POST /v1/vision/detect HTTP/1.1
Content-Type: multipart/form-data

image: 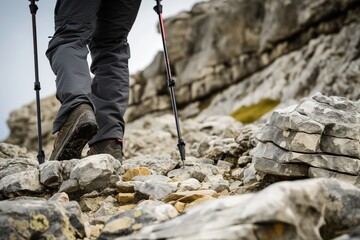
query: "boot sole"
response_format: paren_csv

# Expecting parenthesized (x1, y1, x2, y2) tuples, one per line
(50, 113, 97, 160)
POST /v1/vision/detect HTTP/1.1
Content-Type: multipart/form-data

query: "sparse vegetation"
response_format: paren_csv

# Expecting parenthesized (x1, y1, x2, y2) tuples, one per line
(231, 98, 281, 123)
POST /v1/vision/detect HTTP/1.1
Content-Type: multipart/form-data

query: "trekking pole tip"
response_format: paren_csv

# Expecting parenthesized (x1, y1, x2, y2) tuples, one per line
(177, 139, 186, 168)
(37, 150, 45, 164)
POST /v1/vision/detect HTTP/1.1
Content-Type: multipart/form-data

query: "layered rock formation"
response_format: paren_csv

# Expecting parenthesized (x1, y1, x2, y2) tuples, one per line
(253, 93, 360, 186)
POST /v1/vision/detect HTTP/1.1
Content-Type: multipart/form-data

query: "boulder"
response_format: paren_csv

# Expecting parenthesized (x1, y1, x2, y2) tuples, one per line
(0, 197, 86, 239)
(117, 179, 360, 240)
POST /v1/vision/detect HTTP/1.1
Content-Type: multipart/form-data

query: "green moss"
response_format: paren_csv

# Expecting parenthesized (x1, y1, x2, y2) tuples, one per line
(231, 98, 281, 123)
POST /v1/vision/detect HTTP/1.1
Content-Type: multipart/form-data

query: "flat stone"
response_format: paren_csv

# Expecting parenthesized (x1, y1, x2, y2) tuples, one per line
(99, 200, 178, 239)
(163, 190, 218, 203)
(308, 167, 357, 186)
(167, 164, 219, 182)
(203, 175, 230, 192)
(183, 157, 215, 166)
(256, 124, 321, 153)
(122, 167, 152, 181)
(174, 201, 186, 213)
(178, 178, 201, 191)
(132, 175, 171, 183)
(134, 180, 178, 200)
(116, 181, 138, 193)
(122, 155, 179, 175)
(253, 157, 309, 177)
(320, 135, 360, 159)
(184, 195, 216, 211)
(116, 193, 136, 205)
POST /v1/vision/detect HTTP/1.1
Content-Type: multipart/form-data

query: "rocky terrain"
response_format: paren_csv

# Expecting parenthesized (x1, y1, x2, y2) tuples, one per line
(1, 0, 360, 239)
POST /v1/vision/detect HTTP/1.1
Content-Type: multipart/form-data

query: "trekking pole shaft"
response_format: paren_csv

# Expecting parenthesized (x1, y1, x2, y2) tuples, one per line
(30, 0, 45, 164)
(154, 0, 186, 164)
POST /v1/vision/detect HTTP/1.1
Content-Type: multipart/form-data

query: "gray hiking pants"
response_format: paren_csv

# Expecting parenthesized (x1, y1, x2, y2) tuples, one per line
(46, 0, 141, 144)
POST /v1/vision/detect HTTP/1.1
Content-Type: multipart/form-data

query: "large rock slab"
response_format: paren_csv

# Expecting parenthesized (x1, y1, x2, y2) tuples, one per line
(0, 197, 86, 239)
(116, 178, 360, 240)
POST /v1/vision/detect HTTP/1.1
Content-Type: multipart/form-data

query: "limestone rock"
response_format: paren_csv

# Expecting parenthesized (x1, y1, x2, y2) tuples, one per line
(116, 181, 137, 193)
(167, 164, 219, 182)
(58, 154, 122, 195)
(203, 175, 230, 192)
(122, 167, 151, 181)
(116, 193, 136, 205)
(254, 142, 360, 175)
(254, 157, 309, 178)
(0, 198, 86, 239)
(134, 179, 177, 200)
(122, 155, 179, 176)
(253, 93, 360, 179)
(99, 200, 178, 239)
(0, 157, 38, 179)
(0, 143, 34, 159)
(308, 167, 359, 187)
(0, 168, 45, 199)
(118, 179, 360, 240)
(163, 190, 218, 203)
(178, 178, 201, 192)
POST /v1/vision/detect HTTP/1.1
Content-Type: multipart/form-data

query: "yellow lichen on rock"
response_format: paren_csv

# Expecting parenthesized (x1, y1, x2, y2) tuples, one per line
(29, 214, 49, 232)
(62, 213, 76, 240)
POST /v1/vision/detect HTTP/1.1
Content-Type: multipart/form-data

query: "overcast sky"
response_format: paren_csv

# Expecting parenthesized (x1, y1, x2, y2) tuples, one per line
(0, 0, 204, 141)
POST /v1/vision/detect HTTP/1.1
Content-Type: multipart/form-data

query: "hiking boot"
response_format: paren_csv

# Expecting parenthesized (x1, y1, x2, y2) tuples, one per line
(87, 139, 123, 161)
(50, 104, 98, 160)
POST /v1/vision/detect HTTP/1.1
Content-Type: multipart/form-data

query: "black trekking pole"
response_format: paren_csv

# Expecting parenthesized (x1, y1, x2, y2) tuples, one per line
(29, 0, 45, 164)
(154, 0, 186, 168)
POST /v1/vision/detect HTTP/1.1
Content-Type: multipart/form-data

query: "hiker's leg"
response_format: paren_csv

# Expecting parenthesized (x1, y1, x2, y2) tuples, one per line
(88, 0, 141, 144)
(46, 0, 101, 133)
